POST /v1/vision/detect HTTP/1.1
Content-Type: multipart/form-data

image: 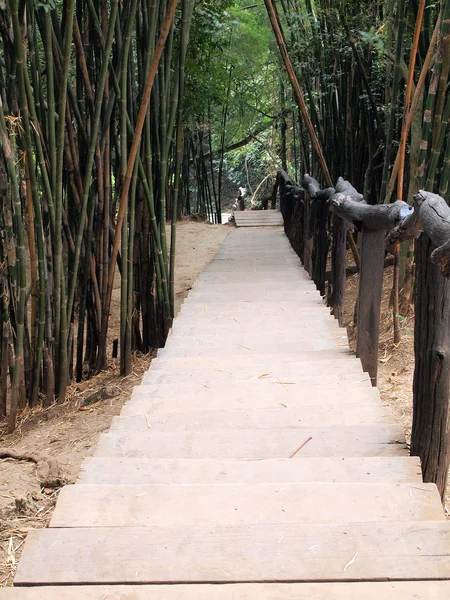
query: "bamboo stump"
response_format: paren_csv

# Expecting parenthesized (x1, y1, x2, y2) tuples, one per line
(356, 227, 385, 385)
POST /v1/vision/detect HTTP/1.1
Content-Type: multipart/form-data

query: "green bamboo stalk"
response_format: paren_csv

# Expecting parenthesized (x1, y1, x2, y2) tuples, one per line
(425, 4, 450, 190)
(119, 0, 138, 375)
(53, 0, 75, 400)
(169, 0, 194, 317)
(379, 0, 407, 203)
(1, 15, 26, 433)
(66, 0, 119, 325)
(125, 161, 139, 374)
(4, 2, 47, 409)
(425, 92, 450, 190)
(439, 114, 450, 199)
(417, 1, 450, 188)
(96, 0, 177, 372)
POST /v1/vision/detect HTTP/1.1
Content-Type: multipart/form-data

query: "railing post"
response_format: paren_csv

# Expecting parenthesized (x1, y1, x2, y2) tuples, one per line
(270, 175, 279, 210)
(311, 189, 333, 296)
(356, 226, 385, 386)
(302, 190, 312, 274)
(411, 233, 450, 501)
(328, 215, 347, 326)
(330, 191, 413, 384)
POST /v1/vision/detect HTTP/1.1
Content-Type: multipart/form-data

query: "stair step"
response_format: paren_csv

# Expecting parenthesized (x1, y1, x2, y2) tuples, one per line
(147, 356, 363, 376)
(94, 425, 407, 459)
(111, 403, 394, 431)
(50, 483, 444, 528)
(123, 384, 381, 414)
(5, 582, 450, 598)
(78, 456, 424, 485)
(140, 368, 367, 385)
(14, 522, 450, 585)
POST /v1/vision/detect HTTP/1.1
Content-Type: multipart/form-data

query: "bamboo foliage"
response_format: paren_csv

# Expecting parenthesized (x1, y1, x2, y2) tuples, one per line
(0, 0, 197, 430)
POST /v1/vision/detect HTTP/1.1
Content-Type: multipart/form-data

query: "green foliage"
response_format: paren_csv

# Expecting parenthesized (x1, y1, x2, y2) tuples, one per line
(184, 0, 282, 195)
(35, 0, 57, 12)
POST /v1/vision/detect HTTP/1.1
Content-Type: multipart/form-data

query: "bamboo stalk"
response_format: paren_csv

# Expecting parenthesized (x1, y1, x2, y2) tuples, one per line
(397, 0, 427, 200)
(66, 0, 119, 326)
(264, 0, 333, 187)
(384, 16, 440, 203)
(96, 0, 178, 372)
(53, 0, 75, 400)
(379, 0, 407, 204)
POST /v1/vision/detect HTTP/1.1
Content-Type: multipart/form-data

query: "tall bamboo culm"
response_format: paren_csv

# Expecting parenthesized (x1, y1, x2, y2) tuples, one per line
(0, 0, 196, 430)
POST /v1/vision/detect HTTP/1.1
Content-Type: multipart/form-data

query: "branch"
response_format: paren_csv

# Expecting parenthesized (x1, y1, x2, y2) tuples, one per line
(383, 50, 412, 90)
(301, 175, 335, 202)
(264, 0, 333, 187)
(314, 187, 336, 202)
(414, 190, 450, 277)
(201, 111, 288, 161)
(330, 195, 413, 232)
(0, 449, 64, 488)
(302, 174, 321, 198)
(278, 170, 303, 202)
(387, 209, 421, 244)
(335, 176, 364, 202)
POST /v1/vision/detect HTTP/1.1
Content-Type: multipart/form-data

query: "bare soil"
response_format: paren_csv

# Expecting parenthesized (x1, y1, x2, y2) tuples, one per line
(0, 219, 229, 586)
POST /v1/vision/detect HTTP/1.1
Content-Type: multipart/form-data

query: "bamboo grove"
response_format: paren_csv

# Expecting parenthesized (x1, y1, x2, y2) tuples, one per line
(0, 0, 195, 430)
(265, 0, 450, 206)
(262, 0, 450, 345)
(1, 0, 450, 432)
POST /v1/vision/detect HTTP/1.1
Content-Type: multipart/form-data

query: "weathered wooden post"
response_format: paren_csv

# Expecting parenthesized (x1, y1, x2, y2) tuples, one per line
(356, 227, 385, 384)
(389, 190, 450, 501)
(301, 175, 316, 276)
(270, 175, 279, 210)
(330, 194, 413, 385)
(328, 178, 364, 326)
(312, 187, 335, 296)
(328, 215, 348, 325)
(278, 170, 304, 255)
(301, 176, 335, 296)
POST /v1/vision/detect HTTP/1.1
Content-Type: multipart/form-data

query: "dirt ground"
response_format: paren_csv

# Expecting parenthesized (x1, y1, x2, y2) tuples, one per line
(0, 223, 445, 585)
(0, 219, 229, 586)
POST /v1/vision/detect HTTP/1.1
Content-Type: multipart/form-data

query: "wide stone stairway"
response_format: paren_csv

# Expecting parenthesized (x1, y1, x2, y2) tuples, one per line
(8, 229, 450, 597)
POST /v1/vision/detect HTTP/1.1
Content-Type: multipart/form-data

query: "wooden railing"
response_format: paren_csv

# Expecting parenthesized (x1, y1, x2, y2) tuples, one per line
(274, 170, 450, 501)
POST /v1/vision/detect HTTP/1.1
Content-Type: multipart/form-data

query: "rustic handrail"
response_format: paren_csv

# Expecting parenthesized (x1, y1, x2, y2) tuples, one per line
(276, 172, 450, 501)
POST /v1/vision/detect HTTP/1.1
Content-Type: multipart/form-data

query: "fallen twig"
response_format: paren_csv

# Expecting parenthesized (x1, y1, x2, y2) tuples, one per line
(0, 449, 64, 488)
(289, 436, 312, 458)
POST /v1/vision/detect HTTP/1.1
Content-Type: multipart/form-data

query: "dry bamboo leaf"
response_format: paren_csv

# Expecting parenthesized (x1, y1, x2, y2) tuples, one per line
(251, 372, 271, 380)
(7, 537, 15, 567)
(343, 551, 358, 572)
(379, 355, 393, 364)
